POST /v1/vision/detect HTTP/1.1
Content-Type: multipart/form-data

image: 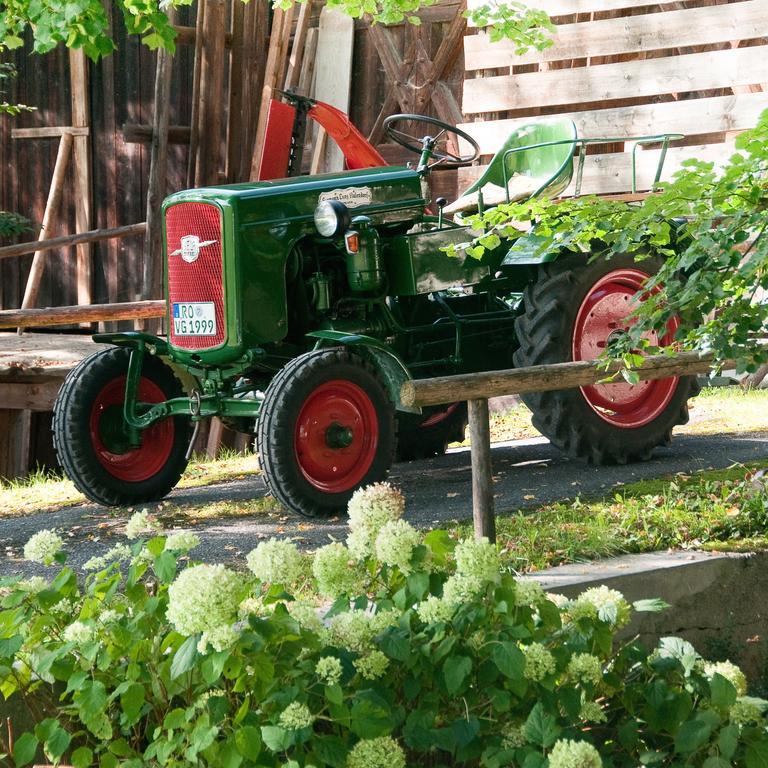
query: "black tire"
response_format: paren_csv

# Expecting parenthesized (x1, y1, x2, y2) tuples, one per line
(396, 402, 468, 461)
(513, 252, 699, 464)
(256, 348, 396, 517)
(53, 347, 190, 506)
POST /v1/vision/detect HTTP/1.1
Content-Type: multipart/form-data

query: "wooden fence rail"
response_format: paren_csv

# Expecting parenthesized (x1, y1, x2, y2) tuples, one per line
(0, 300, 165, 329)
(400, 351, 718, 542)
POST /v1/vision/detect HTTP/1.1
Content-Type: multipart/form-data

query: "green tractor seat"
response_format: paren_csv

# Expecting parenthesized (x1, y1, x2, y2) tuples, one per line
(444, 118, 578, 216)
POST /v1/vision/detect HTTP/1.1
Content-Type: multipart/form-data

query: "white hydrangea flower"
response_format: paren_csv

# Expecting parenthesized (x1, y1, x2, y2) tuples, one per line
(579, 701, 607, 723)
(704, 660, 748, 696)
(522, 642, 556, 681)
(514, 578, 545, 607)
(374, 519, 421, 574)
(327, 609, 396, 653)
(569, 586, 631, 628)
(246, 538, 304, 585)
(501, 722, 527, 749)
(442, 573, 485, 606)
(354, 650, 389, 680)
(17, 576, 48, 593)
(51, 598, 79, 616)
(567, 653, 603, 686)
(315, 656, 343, 686)
(238, 596, 267, 619)
(278, 701, 315, 730)
(467, 631, 486, 653)
(548, 739, 602, 768)
(454, 537, 500, 584)
(198, 624, 240, 654)
(416, 594, 455, 624)
(312, 542, 364, 597)
(63, 620, 95, 645)
(83, 543, 133, 571)
(547, 592, 570, 608)
(286, 599, 326, 636)
(347, 483, 405, 558)
(166, 564, 242, 636)
(165, 531, 201, 553)
(730, 696, 768, 725)
(24, 529, 64, 565)
(125, 509, 161, 539)
(347, 736, 406, 768)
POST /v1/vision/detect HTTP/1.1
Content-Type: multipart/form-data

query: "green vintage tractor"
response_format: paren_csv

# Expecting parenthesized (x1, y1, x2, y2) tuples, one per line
(53, 99, 696, 517)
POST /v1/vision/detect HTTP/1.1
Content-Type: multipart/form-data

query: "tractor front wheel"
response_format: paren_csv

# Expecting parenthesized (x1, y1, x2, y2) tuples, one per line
(513, 252, 698, 464)
(256, 348, 396, 517)
(53, 347, 191, 506)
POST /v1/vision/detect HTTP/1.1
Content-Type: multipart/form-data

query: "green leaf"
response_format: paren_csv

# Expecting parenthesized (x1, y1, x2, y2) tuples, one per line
(443, 655, 472, 695)
(703, 759, 731, 768)
(170, 634, 199, 679)
(325, 683, 343, 705)
(0, 634, 23, 656)
(718, 724, 739, 760)
(633, 598, 670, 613)
(12, 732, 38, 766)
(351, 692, 394, 738)
(45, 725, 71, 760)
(120, 682, 145, 725)
(154, 551, 177, 582)
(261, 725, 293, 752)
(491, 641, 524, 679)
(71, 746, 94, 768)
(747, 741, 768, 768)
(709, 673, 737, 710)
(234, 725, 261, 760)
(675, 713, 716, 754)
(313, 735, 348, 768)
(523, 703, 560, 748)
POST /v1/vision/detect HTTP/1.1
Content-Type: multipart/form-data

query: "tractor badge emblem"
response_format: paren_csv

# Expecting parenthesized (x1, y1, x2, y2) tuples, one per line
(171, 235, 217, 263)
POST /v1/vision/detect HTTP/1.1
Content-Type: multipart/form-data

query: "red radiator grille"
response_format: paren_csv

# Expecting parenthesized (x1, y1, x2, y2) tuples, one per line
(166, 202, 226, 350)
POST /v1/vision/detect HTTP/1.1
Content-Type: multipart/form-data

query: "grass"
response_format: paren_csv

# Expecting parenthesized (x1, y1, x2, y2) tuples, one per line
(451, 461, 768, 573)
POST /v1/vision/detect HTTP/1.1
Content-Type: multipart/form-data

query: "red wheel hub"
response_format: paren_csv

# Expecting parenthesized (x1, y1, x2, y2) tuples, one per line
(89, 377, 175, 482)
(294, 379, 379, 493)
(572, 268, 679, 428)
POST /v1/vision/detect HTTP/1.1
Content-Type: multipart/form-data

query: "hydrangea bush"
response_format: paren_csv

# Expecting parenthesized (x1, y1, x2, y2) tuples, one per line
(2, 491, 768, 767)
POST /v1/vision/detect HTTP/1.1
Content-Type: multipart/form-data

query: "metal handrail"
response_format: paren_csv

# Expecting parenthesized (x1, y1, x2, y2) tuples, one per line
(496, 133, 684, 203)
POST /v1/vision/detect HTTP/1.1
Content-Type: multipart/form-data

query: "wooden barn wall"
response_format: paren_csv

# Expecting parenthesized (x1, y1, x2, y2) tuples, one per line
(0, 5, 195, 312)
(0, 0, 466, 313)
(457, 0, 768, 196)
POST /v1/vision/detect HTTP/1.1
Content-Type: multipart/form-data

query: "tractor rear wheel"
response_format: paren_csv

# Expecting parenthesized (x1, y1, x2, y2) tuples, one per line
(513, 252, 698, 464)
(396, 403, 468, 461)
(53, 347, 190, 506)
(256, 348, 396, 517)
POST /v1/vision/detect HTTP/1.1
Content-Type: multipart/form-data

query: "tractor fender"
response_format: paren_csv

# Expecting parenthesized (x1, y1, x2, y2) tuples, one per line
(306, 331, 419, 414)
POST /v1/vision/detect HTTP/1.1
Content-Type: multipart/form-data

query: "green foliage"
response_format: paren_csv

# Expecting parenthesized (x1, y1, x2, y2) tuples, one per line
(0, 209, 30, 239)
(0, 0, 553, 59)
(462, 109, 768, 373)
(2, 491, 768, 767)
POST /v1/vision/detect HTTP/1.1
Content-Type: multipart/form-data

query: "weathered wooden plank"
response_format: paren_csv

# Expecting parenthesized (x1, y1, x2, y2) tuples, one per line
(401, 350, 717, 408)
(465, 1, 768, 69)
(0, 333, 98, 377)
(457, 93, 768, 157)
(123, 124, 191, 144)
(0, 223, 147, 261)
(284, 0, 313, 91)
(463, 46, 768, 114)
(467, 0, 743, 19)
(456, 141, 737, 197)
(0, 410, 31, 480)
(0, 300, 165, 329)
(0, 381, 63, 411)
(12, 127, 90, 139)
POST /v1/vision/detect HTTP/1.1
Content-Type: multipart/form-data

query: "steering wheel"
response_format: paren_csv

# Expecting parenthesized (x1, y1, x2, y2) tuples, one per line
(383, 113, 480, 170)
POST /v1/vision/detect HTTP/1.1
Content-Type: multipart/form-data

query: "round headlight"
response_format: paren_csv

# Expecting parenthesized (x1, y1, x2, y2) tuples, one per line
(314, 200, 350, 238)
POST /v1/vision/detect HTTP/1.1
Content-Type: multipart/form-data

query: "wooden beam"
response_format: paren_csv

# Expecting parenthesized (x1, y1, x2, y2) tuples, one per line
(143, 22, 174, 306)
(0, 223, 146, 261)
(466, 0, 729, 18)
(401, 350, 718, 408)
(69, 48, 93, 308)
(468, 398, 496, 543)
(187, 0, 206, 187)
(465, 1, 768, 69)
(297, 27, 319, 97)
(462, 46, 768, 115)
(0, 410, 31, 480)
(172, 24, 233, 47)
(0, 300, 166, 329)
(12, 126, 89, 139)
(122, 124, 191, 144)
(19, 132, 73, 312)
(284, 0, 312, 91)
(0, 381, 62, 411)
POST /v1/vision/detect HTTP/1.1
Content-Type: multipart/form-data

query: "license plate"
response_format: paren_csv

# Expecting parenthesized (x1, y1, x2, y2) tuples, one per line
(172, 302, 217, 336)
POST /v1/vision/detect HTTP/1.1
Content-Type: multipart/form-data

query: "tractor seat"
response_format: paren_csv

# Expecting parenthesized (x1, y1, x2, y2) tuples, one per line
(444, 118, 578, 216)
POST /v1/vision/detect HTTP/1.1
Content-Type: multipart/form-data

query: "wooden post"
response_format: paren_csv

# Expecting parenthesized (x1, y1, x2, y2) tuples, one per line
(297, 27, 319, 97)
(19, 132, 74, 314)
(68, 49, 93, 307)
(187, 0, 206, 187)
(144, 13, 175, 305)
(468, 398, 496, 543)
(0, 410, 31, 481)
(284, 0, 312, 91)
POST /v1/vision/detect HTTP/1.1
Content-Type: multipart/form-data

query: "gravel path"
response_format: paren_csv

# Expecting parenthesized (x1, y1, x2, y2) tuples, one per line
(2, 430, 766, 578)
